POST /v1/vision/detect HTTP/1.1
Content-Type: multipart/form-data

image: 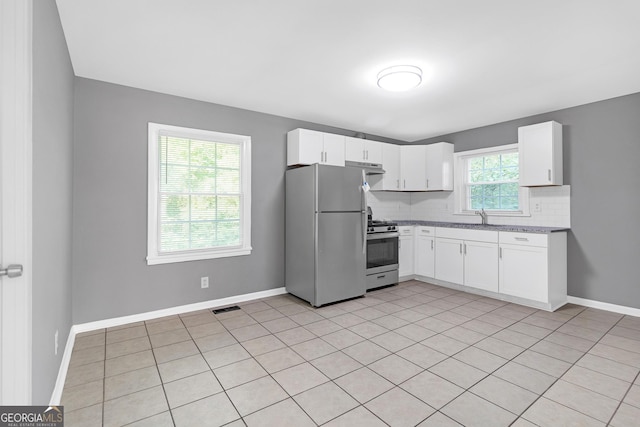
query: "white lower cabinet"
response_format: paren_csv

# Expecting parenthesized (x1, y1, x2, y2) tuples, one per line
(464, 240, 499, 292)
(435, 237, 464, 284)
(394, 225, 567, 311)
(499, 244, 547, 301)
(398, 226, 414, 277)
(499, 231, 567, 310)
(415, 227, 435, 278)
(435, 228, 499, 291)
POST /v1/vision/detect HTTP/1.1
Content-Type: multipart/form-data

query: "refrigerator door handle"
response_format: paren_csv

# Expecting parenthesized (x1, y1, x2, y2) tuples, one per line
(362, 212, 366, 254)
(360, 170, 367, 254)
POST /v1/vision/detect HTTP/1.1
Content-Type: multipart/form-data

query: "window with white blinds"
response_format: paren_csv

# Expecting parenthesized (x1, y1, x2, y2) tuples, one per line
(147, 123, 251, 264)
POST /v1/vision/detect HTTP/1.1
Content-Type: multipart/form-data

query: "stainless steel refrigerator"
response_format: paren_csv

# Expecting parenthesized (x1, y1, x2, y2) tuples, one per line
(285, 164, 367, 306)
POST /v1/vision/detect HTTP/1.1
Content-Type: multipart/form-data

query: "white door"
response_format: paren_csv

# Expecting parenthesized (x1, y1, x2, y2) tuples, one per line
(322, 133, 345, 166)
(398, 236, 414, 277)
(364, 140, 383, 164)
(298, 129, 324, 165)
(464, 241, 499, 292)
(415, 236, 435, 278)
(0, 0, 33, 404)
(400, 145, 427, 191)
(435, 238, 463, 284)
(518, 122, 555, 186)
(344, 136, 364, 162)
(499, 244, 548, 302)
(381, 143, 400, 190)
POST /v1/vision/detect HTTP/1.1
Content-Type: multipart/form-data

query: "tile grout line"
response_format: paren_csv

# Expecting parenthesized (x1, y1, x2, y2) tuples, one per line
(62, 281, 640, 427)
(605, 370, 640, 426)
(148, 317, 179, 427)
(255, 283, 562, 424)
(514, 309, 629, 426)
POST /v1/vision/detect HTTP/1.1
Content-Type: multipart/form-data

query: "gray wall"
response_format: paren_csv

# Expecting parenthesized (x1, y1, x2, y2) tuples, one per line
(416, 92, 640, 309)
(31, 0, 74, 403)
(72, 78, 402, 323)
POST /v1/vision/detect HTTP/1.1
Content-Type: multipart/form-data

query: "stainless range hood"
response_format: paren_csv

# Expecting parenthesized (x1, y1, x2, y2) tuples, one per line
(345, 160, 385, 174)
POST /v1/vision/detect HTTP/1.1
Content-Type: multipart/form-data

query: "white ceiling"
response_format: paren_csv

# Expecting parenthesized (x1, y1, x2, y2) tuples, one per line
(56, 0, 640, 142)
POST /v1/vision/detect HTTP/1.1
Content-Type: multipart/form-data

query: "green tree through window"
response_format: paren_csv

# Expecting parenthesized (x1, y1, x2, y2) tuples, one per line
(467, 151, 519, 211)
(159, 135, 242, 252)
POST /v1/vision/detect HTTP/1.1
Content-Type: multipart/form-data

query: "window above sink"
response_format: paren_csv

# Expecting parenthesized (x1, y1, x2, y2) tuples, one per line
(453, 144, 531, 217)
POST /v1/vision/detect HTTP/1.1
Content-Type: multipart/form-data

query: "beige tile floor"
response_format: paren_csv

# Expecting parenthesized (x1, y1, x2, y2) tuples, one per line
(61, 280, 640, 426)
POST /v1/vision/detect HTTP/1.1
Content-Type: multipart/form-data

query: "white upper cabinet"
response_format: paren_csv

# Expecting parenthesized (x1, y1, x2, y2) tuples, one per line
(287, 129, 345, 167)
(288, 129, 453, 192)
(345, 137, 383, 164)
(518, 121, 563, 186)
(399, 143, 454, 191)
(377, 143, 401, 190)
(400, 145, 427, 191)
(425, 142, 454, 191)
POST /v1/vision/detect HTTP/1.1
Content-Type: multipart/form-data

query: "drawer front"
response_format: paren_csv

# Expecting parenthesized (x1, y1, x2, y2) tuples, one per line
(435, 227, 498, 243)
(399, 226, 414, 236)
(416, 226, 435, 236)
(367, 269, 399, 290)
(499, 231, 548, 247)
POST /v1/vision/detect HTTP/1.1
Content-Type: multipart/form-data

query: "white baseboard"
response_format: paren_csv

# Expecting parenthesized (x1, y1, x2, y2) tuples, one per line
(73, 287, 287, 334)
(49, 325, 76, 405)
(50, 286, 287, 404)
(410, 277, 640, 316)
(567, 296, 640, 317)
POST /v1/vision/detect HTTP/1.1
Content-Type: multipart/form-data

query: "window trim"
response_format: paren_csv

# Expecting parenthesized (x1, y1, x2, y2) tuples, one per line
(147, 122, 252, 265)
(453, 144, 530, 217)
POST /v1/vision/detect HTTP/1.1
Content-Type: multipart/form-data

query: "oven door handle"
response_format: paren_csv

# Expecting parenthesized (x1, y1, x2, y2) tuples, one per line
(367, 232, 400, 240)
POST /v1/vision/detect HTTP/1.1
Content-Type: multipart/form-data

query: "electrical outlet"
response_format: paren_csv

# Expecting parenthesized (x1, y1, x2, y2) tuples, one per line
(54, 329, 59, 355)
(533, 202, 542, 213)
(201, 276, 209, 289)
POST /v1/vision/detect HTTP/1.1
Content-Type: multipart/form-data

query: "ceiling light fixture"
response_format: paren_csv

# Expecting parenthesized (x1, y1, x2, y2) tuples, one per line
(377, 65, 422, 92)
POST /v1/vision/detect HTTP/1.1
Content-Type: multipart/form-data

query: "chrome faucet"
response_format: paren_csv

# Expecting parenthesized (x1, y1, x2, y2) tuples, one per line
(475, 208, 488, 225)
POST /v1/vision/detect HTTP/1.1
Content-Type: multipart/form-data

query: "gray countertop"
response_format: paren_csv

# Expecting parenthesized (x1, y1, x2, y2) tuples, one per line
(394, 220, 569, 234)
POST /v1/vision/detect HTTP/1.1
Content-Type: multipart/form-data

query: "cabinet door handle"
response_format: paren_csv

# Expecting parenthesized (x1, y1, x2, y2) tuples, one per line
(463, 243, 467, 255)
(404, 179, 406, 189)
(426, 179, 429, 188)
(396, 179, 399, 189)
(515, 237, 529, 242)
(499, 247, 503, 259)
(548, 169, 551, 181)
(363, 149, 366, 160)
(325, 151, 328, 163)
(431, 240, 434, 250)
(320, 151, 323, 162)
(459, 243, 462, 254)
(366, 150, 369, 160)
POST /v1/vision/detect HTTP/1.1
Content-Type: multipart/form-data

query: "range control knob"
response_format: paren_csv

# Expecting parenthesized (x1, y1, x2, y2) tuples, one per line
(388, 226, 395, 231)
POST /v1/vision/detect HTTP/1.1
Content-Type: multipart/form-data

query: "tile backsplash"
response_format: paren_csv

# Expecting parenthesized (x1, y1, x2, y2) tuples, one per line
(367, 185, 570, 228)
(366, 191, 412, 220)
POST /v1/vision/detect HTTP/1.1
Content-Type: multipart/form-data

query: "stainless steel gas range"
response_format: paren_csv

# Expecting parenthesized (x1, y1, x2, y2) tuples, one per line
(366, 210, 399, 290)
